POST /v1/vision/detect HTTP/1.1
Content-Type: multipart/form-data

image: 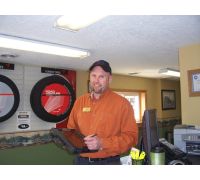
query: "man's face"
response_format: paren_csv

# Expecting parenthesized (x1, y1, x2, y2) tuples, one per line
(89, 66, 112, 94)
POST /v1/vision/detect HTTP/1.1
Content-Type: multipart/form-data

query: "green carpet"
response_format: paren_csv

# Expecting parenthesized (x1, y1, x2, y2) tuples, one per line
(0, 143, 75, 165)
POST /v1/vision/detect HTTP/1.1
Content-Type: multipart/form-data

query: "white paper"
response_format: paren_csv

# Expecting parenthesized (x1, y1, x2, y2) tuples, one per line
(192, 73, 200, 92)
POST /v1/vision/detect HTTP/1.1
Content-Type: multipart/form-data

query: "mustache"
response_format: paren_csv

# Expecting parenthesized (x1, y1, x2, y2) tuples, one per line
(89, 85, 103, 94)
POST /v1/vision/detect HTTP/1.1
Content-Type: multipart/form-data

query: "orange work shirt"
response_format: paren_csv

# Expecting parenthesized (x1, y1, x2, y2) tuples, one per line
(67, 88, 138, 158)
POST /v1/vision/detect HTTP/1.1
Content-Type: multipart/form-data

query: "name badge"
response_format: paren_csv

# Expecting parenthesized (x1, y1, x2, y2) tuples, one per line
(82, 107, 91, 112)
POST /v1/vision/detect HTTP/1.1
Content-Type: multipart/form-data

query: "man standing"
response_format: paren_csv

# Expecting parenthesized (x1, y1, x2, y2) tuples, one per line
(67, 60, 138, 165)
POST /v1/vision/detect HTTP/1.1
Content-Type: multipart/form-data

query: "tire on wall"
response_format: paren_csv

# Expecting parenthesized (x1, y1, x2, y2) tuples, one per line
(30, 75, 75, 123)
(0, 74, 20, 122)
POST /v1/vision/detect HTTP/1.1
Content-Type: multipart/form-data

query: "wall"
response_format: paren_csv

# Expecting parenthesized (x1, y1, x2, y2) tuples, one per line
(76, 70, 181, 121)
(0, 63, 181, 134)
(76, 70, 89, 97)
(179, 44, 200, 125)
(0, 64, 63, 133)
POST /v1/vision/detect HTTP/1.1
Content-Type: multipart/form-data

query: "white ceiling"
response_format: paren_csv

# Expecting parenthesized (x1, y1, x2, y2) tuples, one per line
(0, 15, 200, 79)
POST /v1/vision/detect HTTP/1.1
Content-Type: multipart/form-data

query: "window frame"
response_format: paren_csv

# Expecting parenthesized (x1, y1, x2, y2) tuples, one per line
(112, 88, 147, 124)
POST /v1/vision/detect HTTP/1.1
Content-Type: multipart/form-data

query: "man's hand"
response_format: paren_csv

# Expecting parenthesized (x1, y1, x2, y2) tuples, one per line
(84, 134, 102, 150)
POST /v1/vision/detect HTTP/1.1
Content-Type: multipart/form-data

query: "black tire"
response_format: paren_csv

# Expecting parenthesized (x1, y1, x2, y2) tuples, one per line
(30, 75, 75, 123)
(0, 74, 20, 122)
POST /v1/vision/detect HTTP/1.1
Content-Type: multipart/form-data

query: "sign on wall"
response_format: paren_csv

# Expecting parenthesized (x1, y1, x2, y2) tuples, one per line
(0, 62, 14, 70)
(17, 111, 31, 130)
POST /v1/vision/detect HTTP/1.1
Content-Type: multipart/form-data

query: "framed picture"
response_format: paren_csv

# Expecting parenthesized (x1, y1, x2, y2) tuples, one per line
(161, 90, 176, 110)
(188, 69, 200, 97)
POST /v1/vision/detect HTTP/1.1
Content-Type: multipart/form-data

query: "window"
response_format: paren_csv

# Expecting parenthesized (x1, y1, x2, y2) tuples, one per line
(114, 89, 146, 123)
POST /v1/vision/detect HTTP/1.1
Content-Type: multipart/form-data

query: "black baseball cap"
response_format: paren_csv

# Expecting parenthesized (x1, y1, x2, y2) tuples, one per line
(89, 60, 112, 74)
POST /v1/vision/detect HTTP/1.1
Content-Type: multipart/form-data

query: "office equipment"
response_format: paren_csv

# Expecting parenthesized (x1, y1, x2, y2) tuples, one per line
(160, 138, 186, 158)
(141, 109, 190, 164)
(50, 128, 97, 154)
(141, 109, 160, 164)
(174, 124, 200, 155)
(159, 138, 191, 164)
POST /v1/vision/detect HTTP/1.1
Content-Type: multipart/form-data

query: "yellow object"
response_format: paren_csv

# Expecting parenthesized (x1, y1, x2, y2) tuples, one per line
(135, 150, 139, 159)
(139, 151, 146, 160)
(82, 107, 91, 112)
(130, 151, 136, 159)
(130, 149, 146, 160)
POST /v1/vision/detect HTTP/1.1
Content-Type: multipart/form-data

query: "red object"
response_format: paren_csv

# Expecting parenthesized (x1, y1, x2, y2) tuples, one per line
(56, 70, 76, 128)
(41, 83, 71, 115)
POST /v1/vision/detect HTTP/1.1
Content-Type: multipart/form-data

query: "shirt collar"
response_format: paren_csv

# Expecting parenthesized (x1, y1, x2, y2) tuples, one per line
(89, 88, 111, 100)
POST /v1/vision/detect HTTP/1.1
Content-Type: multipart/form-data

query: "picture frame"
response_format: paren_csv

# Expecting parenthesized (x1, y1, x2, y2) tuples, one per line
(161, 90, 176, 110)
(187, 69, 200, 97)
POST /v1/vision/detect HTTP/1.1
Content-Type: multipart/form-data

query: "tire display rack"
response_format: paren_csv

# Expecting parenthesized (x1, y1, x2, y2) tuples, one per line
(0, 74, 20, 122)
(30, 75, 75, 123)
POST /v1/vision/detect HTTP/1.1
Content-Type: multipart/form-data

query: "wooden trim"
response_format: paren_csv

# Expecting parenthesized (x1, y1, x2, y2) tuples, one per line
(137, 123, 142, 128)
(112, 88, 146, 93)
(113, 88, 147, 123)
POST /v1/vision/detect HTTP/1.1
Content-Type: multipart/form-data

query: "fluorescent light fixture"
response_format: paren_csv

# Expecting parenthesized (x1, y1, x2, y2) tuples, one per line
(159, 68, 180, 77)
(55, 15, 106, 32)
(0, 34, 90, 58)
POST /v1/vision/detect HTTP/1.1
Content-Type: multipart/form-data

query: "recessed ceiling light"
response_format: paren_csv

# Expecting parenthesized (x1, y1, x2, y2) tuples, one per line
(55, 15, 106, 32)
(159, 68, 180, 77)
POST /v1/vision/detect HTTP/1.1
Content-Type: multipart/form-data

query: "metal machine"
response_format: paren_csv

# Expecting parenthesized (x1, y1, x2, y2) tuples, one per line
(174, 124, 200, 155)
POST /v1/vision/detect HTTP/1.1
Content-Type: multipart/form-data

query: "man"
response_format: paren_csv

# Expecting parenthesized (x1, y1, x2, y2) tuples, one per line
(67, 60, 138, 165)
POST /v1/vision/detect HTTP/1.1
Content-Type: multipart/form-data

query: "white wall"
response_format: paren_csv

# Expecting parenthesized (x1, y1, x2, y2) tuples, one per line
(0, 64, 57, 133)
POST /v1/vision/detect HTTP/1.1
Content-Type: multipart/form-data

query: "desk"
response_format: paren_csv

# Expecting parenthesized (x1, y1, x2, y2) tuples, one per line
(0, 143, 75, 165)
(188, 155, 200, 165)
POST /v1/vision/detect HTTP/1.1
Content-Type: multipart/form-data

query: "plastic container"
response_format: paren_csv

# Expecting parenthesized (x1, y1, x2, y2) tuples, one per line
(150, 146, 165, 165)
(132, 159, 143, 165)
